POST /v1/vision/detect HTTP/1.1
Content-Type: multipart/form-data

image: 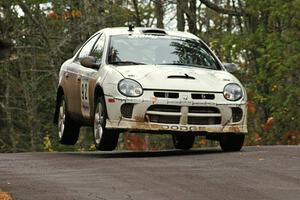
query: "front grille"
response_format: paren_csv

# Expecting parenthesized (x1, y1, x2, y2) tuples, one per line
(148, 115, 180, 124)
(188, 117, 221, 125)
(231, 107, 243, 122)
(188, 106, 221, 125)
(146, 105, 181, 124)
(191, 93, 215, 100)
(121, 103, 134, 118)
(147, 105, 181, 112)
(154, 92, 179, 98)
(146, 105, 221, 125)
(189, 106, 220, 114)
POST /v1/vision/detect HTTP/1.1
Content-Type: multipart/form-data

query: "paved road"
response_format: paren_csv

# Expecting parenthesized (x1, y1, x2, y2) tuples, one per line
(0, 146, 299, 200)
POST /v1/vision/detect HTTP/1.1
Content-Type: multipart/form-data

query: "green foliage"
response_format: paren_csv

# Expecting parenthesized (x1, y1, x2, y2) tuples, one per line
(210, 0, 300, 145)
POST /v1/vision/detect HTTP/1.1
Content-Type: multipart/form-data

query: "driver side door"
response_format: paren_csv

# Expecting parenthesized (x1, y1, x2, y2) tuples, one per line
(66, 34, 100, 119)
(80, 33, 106, 120)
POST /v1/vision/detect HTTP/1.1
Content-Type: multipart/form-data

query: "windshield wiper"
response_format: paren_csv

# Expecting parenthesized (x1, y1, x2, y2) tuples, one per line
(109, 61, 146, 65)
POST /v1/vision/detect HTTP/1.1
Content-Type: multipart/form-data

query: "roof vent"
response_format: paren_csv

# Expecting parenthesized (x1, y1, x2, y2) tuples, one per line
(142, 29, 167, 35)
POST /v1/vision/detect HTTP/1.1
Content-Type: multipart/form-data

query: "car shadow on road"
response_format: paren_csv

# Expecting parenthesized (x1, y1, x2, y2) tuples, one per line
(63, 148, 225, 159)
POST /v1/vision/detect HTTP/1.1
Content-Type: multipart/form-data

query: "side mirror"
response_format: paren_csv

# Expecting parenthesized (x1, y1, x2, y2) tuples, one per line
(80, 56, 99, 69)
(223, 63, 238, 73)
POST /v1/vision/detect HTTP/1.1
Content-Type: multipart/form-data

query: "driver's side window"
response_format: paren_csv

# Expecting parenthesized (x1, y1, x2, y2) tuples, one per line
(77, 34, 100, 60)
(90, 34, 105, 63)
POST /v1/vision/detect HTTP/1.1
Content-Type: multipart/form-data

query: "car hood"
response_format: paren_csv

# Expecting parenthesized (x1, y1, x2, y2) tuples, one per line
(114, 65, 240, 92)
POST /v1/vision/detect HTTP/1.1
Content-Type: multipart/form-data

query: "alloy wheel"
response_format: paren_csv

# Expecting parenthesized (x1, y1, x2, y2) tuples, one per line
(58, 100, 66, 139)
(94, 102, 104, 145)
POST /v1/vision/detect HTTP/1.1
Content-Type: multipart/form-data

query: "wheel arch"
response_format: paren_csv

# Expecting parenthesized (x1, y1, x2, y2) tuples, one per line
(53, 86, 64, 124)
(92, 85, 105, 116)
(94, 84, 104, 102)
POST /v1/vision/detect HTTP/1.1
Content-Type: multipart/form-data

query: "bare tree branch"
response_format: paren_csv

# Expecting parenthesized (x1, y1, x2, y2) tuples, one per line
(200, 0, 246, 16)
(17, 1, 51, 48)
(132, 0, 142, 26)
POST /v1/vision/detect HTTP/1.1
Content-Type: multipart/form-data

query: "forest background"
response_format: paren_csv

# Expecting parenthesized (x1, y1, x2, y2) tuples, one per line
(0, 0, 299, 152)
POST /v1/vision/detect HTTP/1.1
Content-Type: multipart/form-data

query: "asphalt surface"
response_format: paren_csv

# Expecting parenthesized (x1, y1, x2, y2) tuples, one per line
(0, 146, 299, 200)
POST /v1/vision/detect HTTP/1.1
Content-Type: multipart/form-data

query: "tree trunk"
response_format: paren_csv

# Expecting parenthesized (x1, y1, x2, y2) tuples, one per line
(197, 3, 203, 32)
(226, 0, 232, 33)
(186, 0, 197, 34)
(177, 0, 186, 31)
(132, 0, 142, 26)
(235, 0, 244, 33)
(5, 79, 17, 152)
(154, 0, 164, 28)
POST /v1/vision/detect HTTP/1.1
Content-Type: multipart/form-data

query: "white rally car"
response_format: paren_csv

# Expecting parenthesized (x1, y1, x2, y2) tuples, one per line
(54, 27, 247, 151)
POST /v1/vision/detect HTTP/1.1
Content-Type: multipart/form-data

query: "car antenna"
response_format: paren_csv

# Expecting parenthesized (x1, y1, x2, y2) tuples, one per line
(128, 24, 135, 32)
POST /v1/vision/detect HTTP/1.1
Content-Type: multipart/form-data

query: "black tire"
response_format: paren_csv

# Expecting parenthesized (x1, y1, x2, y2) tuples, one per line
(172, 134, 195, 150)
(219, 134, 245, 152)
(57, 95, 80, 145)
(93, 97, 119, 151)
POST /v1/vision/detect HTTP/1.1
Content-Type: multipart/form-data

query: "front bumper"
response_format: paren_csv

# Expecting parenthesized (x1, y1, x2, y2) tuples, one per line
(104, 90, 247, 134)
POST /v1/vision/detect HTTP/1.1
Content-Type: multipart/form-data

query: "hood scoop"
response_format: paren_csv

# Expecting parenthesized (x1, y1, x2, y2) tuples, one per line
(167, 74, 195, 80)
(142, 29, 167, 35)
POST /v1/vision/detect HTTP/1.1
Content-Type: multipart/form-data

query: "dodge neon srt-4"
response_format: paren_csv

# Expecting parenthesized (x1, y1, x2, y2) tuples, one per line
(54, 27, 247, 151)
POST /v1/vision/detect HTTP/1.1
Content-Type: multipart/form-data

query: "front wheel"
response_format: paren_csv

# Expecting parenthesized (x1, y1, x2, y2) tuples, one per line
(172, 134, 195, 150)
(219, 134, 245, 152)
(93, 97, 119, 151)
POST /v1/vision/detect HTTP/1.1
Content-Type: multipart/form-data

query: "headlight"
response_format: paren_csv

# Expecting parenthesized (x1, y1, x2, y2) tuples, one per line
(223, 83, 243, 101)
(118, 79, 143, 97)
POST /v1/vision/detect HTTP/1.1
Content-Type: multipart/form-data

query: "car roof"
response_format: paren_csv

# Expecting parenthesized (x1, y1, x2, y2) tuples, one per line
(94, 27, 199, 40)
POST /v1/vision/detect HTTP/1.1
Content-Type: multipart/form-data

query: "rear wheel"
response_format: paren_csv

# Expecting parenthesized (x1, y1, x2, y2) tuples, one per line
(219, 134, 245, 152)
(93, 97, 119, 151)
(172, 134, 195, 150)
(57, 95, 80, 145)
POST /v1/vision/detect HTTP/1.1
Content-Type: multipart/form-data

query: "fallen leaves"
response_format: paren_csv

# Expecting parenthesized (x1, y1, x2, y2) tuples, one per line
(64, 10, 82, 18)
(0, 192, 12, 200)
(43, 135, 53, 152)
(199, 138, 207, 145)
(124, 134, 148, 150)
(283, 131, 299, 145)
(261, 117, 274, 132)
(247, 100, 257, 114)
(255, 133, 262, 142)
(48, 10, 82, 20)
(47, 12, 60, 20)
(283, 131, 299, 140)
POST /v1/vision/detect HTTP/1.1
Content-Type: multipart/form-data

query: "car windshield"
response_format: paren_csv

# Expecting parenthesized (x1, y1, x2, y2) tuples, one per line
(108, 35, 220, 70)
